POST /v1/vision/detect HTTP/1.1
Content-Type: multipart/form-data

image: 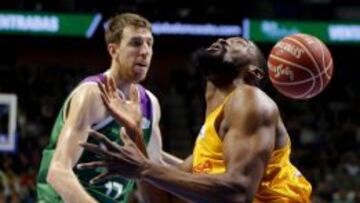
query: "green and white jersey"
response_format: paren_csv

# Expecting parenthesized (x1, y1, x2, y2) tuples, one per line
(36, 74, 153, 203)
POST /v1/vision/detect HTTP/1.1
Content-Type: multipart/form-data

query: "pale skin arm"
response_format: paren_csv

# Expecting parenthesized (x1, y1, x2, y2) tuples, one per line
(47, 84, 104, 203)
(79, 86, 279, 203)
(145, 90, 183, 167)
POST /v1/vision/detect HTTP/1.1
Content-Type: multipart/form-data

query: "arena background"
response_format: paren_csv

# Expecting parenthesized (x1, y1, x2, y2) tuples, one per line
(0, 0, 359, 202)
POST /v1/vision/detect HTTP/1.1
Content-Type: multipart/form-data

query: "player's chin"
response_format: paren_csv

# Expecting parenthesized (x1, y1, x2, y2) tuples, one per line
(132, 71, 148, 82)
(132, 66, 149, 81)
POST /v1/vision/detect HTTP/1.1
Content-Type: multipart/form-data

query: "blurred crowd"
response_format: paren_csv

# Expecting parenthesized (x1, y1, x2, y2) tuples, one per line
(0, 57, 359, 203)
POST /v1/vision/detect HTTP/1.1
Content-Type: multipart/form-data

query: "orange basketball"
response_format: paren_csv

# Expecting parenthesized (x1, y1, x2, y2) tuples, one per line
(268, 33, 334, 99)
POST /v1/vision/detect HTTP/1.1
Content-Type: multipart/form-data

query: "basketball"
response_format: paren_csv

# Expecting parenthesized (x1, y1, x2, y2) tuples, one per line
(268, 33, 334, 99)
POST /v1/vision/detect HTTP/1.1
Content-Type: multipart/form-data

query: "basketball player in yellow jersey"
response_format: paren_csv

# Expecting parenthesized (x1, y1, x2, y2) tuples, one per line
(78, 37, 312, 202)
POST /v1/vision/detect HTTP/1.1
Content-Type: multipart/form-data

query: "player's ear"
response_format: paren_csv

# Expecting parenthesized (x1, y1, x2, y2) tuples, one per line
(107, 43, 118, 58)
(248, 65, 264, 82)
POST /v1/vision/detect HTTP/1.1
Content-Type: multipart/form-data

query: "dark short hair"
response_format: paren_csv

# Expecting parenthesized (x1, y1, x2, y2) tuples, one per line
(104, 13, 152, 45)
(249, 41, 268, 74)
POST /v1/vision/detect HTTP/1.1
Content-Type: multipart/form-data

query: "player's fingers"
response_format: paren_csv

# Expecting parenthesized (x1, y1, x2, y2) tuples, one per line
(104, 75, 111, 96)
(77, 161, 107, 170)
(89, 130, 120, 152)
(79, 142, 110, 157)
(116, 90, 126, 101)
(90, 171, 111, 185)
(100, 92, 110, 106)
(134, 134, 147, 156)
(109, 76, 117, 96)
(97, 82, 108, 98)
(120, 128, 133, 146)
(99, 82, 114, 107)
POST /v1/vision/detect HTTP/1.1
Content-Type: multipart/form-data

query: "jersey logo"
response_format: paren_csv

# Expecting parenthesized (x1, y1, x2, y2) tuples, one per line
(105, 181, 124, 199)
(193, 160, 213, 174)
(141, 117, 151, 129)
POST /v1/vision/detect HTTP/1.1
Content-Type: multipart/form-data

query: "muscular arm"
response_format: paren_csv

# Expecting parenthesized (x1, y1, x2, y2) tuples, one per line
(47, 84, 104, 203)
(139, 87, 278, 202)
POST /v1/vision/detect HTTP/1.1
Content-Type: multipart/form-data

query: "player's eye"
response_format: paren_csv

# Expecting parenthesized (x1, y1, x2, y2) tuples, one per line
(130, 38, 143, 47)
(147, 39, 153, 47)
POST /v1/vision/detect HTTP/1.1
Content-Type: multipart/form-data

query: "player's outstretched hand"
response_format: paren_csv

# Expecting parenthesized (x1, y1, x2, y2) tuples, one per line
(78, 129, 149, 184)
(98, 75, 142, 136)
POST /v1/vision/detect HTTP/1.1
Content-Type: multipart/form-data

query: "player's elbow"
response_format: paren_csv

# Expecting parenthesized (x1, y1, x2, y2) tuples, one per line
(47, 161, 69, 189)
(47, 163, 60, 188)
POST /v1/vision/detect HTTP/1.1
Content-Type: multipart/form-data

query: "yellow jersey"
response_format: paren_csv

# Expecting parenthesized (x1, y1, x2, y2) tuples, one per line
(192, 97, 312, 203)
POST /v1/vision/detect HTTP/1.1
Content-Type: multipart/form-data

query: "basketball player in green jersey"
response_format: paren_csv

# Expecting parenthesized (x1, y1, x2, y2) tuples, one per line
(36, 13, 181, 203)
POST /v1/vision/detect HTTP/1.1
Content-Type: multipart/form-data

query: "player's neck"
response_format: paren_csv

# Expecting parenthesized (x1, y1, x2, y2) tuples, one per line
(205, 78, 245, 96)
(205, 81, 234, 115)
(205, 78, 247, 115)
(104, 69, 131, 99)
(233, 77, 247, 87)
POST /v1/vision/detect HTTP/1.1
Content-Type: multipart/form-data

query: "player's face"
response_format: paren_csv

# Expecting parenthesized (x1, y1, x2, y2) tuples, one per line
(206, 37, 251, 65)
(193, 37, 252, 86)
(113, 26, 153, 82)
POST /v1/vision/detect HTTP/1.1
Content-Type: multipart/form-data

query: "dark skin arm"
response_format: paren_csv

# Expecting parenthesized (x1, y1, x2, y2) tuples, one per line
(137, 156, 192, 203)
(79, 86, 278, 203)
(140, 87, 278, 202)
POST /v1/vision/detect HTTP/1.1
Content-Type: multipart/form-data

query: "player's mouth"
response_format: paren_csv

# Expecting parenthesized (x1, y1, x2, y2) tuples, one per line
(135, 62, 148, 67)
(134, 62, 148, 74)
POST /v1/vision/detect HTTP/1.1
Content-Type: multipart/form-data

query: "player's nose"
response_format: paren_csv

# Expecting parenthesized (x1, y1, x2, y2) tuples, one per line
(218, 38, 226, 44)
(217, 38, 229, 47)
(139, 45, 150, 56)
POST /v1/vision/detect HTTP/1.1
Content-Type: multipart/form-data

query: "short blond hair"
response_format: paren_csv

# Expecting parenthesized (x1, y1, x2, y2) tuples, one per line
(104, 13, 152, 45)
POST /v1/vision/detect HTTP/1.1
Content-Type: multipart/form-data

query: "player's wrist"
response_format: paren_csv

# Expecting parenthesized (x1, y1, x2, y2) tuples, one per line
(139, 159, 151, 180)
